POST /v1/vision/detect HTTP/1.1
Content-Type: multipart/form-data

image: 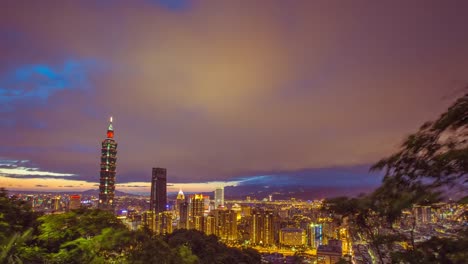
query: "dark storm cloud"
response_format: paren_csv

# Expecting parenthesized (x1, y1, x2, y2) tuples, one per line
(1, 1, 468, 191)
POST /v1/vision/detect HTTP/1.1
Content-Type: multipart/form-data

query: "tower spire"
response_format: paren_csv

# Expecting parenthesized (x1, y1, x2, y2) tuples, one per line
(107, 116, 114, 138)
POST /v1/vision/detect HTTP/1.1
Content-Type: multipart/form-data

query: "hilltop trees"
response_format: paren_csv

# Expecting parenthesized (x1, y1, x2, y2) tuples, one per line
(0, 188, 38, 244)
(0, 192, 260, 264)
(325, 93, 468, 263)
(166, 229, 261, 264)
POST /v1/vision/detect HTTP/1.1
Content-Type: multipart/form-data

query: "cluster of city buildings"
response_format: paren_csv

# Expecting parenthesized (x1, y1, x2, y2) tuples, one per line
(8, 118, 466, 264)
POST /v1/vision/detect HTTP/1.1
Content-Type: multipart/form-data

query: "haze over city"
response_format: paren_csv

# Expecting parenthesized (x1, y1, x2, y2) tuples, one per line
(1, 0, 468, 196)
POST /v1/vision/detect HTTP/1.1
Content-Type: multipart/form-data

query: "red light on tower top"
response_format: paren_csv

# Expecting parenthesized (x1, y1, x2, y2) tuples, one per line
(107, 116, 114, 139)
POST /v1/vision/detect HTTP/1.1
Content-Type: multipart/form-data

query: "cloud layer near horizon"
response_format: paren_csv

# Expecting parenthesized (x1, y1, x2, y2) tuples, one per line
(1, 1, 468, 191)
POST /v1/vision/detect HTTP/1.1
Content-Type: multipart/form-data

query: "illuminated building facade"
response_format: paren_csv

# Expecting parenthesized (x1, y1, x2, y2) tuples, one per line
(338, 227, 352, 256)
(213, 209, 238, 242)
(307, 223, 323, 248)
(143, 211, 156, 232)
(279, 228, 306, 247)
(155, 211, 173, 235)
(317, 240, 342, 264)
(52, 196, 61, 211)
(190, 194, 204, 231)
(193, 215, 204, 232)
(69, 194, 81, 210)
(251, 209, 276, 246)
(176, 189, 185, 217)
(214, 187, 224, 208)
(99, 117, 117, 211)
(150, 167, 167, 213)
(190, 194, 204, 217)
(205, 215, 216, 235)
(320, 218, 337, 245)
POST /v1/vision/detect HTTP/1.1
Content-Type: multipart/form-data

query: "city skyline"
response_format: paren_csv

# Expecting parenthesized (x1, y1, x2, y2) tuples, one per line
(1, 1, 468, 195)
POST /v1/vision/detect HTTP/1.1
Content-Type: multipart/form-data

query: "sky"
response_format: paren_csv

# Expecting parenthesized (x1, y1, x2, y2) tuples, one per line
(1, 0, 468, 195)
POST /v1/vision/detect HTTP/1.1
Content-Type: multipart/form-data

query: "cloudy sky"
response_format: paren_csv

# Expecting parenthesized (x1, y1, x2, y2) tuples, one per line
(1, 0, 467, 194)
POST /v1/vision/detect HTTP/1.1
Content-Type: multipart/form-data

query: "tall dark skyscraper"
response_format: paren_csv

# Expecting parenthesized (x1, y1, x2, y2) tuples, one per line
(150, 167, 167, 213)
(179, 201, 189, 229)
(99, 117, 117, 211)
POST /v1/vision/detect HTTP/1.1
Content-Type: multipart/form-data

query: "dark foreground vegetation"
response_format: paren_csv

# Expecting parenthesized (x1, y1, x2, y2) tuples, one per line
(0, 191, 260, 264)
(324, 92, 468, 263)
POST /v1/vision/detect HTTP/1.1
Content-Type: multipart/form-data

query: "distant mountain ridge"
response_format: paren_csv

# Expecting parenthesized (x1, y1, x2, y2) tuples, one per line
(8, 189, 139, 197)
(81, 189, 140, 197)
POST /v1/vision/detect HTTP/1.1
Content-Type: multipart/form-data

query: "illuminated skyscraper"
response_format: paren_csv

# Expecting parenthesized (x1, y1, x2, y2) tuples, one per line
(205, 215, 216, 235)
(150, 168, 167, 213)
(213, 209, 238, 242)
(190, 194, 204, 217)
(99, 117, 117, 211)
(190, 194, 205, 231)
(176, 189, 185, 208)
(155, 211, 173, 235)
(176, 189, 185, 218)
(214, 187, 224, 208)
(251, 209, 276, 246)
(308, 223, 323, 248)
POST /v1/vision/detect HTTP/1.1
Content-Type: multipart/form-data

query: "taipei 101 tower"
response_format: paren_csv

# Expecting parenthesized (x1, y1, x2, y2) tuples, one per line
(99, 117, 117, 211)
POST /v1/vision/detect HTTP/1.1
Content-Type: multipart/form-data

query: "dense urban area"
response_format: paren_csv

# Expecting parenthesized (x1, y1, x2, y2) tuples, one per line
(5, 188, 467, 264)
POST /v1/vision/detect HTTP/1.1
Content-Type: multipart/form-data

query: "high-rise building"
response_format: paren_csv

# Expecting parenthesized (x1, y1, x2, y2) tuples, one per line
(176, 189, 185, 214)
(213, 209, 238, 242)
(150, 168, 167, 213)
(231, 203, 242, 220)
(155, 211, 173, 235)
(190, 194, 204, 217)
(317, 239, 342, 264)
(69, 195, 81, 210)
(99, 117, 117, 211)
(320, 218, 337, 245)
(241, 205, 252, 217)
(179, 201, 189, 229)
(308, 223, 323, 248)
(193, 215, 204, 232)
(251, 209, 276, 246)
(205, 215, 216, 235)
(52, 196, 61, 211)
(203, 195, 210, 213)
(143, 211, 156, 232)
(214, 187, 224, 208)
(190, 194, 204, 231)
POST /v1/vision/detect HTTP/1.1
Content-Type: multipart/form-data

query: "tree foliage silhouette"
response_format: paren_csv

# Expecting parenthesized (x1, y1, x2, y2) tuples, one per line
(325, 92, 468, 263)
